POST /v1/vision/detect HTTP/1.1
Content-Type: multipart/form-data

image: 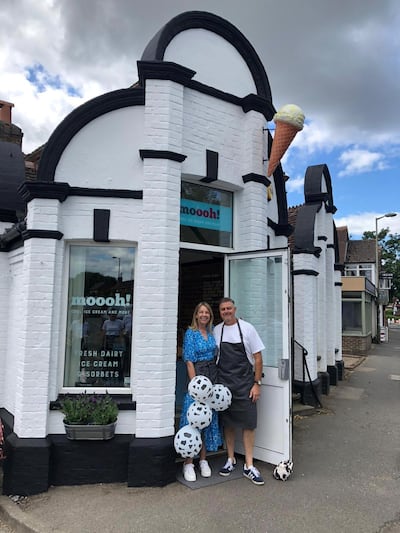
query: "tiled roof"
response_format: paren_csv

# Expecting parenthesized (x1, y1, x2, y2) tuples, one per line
(336, 226, 349, 265)
(346, 239, 376, 263)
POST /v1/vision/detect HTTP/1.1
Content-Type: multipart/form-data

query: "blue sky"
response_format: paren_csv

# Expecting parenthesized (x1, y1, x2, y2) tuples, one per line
(1, 0, 399, 239)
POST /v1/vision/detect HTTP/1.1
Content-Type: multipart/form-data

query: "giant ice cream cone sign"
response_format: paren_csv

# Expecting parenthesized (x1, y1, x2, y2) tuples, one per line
(267, 104, 305, 177)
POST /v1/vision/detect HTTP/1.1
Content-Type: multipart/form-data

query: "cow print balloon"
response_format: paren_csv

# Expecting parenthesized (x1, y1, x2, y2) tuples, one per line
(188, 375, 213, 402)
(187, 401, 212, 430)
(174, 425, 202, 458)
(208, 384, 232, 412)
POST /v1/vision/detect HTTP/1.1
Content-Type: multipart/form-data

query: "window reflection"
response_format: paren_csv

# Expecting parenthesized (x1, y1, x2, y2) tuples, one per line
(64, 245, 135, 388)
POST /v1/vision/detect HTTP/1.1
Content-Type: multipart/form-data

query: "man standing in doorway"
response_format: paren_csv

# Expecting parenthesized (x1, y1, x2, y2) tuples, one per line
(214, 297, 265, 485)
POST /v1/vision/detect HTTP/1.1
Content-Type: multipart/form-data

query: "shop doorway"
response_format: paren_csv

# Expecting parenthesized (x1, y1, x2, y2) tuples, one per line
(175, 247, 292, 466)
(176, 249, 224, 409)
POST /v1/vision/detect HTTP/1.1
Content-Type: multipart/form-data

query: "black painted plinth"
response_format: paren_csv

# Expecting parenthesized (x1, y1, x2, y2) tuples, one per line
(336, 360, 345, 381)
(128, 436, 176, 487)
(49, 434, 132, 486)
(2, 433, 50, 496)
(293, 378, 322, 407)
(318, 371, 330, 395)
(327, 365, 338, 386)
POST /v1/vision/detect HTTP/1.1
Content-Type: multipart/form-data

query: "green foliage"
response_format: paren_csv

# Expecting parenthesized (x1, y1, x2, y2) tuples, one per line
(362, 228, 400, 299)
(61, 393, 118, 425)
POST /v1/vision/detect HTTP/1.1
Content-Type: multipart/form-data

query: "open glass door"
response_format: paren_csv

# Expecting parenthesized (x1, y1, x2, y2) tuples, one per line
(226, 248, 291, 465)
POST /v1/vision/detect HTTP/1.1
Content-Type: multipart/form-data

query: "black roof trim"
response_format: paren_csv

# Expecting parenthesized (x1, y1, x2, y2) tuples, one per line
(141, 11, 273, 104)
(0, 208, 18, 223)
(304, 164, 337, 214)
(0, 220, 26, 252)
(19, 181, 70, 202)
(137, 61, 195, 86)
(267, 218, 294, 237)
(292, 269, 319, 276)
(37, 88, 145, 183)
(242, 173, 271, 188)
(19, 181, 143, 202)
(137, 61, 274, 120)
(139, 149, 186, 162)
(21, 229, 63, 241)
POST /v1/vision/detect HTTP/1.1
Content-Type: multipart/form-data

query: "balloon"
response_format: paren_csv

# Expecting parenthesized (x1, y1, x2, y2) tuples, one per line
(174, 425, 202, 458)
(208, 384, 232, 411)
(188, 375, 213, 402)
(187, 401, 212, 430)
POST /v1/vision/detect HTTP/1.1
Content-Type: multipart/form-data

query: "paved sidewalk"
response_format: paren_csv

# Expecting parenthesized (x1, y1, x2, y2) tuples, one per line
(1, 328, 400, 533)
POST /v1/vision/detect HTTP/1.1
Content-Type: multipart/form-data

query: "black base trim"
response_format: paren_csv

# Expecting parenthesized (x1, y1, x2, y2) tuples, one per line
(128, 436, 176, 487)
(2, 434, 51, 496)
(293, 378, 322, 407)
(327, 364, 338, 386)
(318, 371, 330, 395)
(49, 434, 132, 487)
(336, 359, 345, 381)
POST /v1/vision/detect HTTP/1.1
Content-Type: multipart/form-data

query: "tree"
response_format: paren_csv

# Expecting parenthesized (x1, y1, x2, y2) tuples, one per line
(362, 228, 400, 300)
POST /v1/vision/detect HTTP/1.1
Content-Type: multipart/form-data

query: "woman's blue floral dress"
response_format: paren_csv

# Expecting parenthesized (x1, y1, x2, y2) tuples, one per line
(179, 328, 223, 452)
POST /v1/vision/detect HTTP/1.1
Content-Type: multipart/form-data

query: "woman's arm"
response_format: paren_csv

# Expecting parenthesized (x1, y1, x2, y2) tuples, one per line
(186, 360, 196, 381)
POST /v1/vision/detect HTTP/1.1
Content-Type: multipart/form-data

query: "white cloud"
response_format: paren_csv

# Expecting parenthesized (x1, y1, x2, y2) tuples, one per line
(334, 212, 400, 238)
(338, 148, 386, 176)
(285, 175, 304, 194)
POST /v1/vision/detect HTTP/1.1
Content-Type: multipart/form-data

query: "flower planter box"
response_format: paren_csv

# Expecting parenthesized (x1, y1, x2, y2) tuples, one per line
(64, 422, 116, 441)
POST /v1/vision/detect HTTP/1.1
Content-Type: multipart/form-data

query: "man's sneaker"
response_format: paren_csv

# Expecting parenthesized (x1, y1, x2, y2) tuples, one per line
(243, 464, 264, 485)
(199, 460, 212, 478)
(219, 457, 236, 476)
(183, 463, 196, 482)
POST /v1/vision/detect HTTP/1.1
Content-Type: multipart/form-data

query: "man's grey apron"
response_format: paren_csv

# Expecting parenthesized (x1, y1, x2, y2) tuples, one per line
(217, 321, 257, 429)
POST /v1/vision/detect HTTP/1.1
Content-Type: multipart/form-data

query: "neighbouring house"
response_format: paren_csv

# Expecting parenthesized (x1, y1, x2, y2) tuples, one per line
(338, 228, 393, 353)
(288, 164, 343, 406)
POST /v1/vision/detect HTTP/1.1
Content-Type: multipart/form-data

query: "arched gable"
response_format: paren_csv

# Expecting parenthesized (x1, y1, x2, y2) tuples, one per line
(141, 10, 273, 103)
(294, 164, 337, 254)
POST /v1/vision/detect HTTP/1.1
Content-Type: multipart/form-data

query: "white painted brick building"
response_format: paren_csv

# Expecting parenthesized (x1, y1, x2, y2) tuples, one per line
(0, 12, 342, 495)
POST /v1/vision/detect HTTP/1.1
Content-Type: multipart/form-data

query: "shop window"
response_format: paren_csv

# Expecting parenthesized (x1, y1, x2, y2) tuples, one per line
(180, 182, 233, 247)
(64, 245, 135, 388)
(342, 301, 362, 332)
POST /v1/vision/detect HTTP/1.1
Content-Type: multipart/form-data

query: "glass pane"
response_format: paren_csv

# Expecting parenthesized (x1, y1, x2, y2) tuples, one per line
(342, 301, 362, 332)
(229, 255, 283, 367)
(180, 181, 232, 247)
(64, 245, 135, 388)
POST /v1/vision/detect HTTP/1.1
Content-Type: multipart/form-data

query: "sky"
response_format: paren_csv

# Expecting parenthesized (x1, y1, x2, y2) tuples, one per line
(1, 0, 400, 239)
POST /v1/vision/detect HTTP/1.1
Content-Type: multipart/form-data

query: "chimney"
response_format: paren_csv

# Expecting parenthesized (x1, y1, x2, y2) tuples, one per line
(0, 100, 14, 123)
(0, 100, 23, 146)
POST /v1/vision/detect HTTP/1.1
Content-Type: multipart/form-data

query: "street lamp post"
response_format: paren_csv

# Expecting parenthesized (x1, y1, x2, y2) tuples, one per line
(375, 212, 397, 336)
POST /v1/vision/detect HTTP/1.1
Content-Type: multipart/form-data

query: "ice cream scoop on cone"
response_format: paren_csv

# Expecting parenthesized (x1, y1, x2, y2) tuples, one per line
(267, 104, 305, 177)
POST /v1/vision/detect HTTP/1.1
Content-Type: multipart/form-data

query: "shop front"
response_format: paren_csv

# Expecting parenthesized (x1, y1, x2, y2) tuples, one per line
(0, 11, 293, 494)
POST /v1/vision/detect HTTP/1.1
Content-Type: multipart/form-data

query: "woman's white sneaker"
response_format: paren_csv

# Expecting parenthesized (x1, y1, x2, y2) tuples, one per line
(183, 463, 196, 482)
(199, 460, 212, 477)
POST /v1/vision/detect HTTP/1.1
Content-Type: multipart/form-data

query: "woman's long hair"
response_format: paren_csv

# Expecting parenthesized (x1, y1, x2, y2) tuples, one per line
(189, 302, 214, 333)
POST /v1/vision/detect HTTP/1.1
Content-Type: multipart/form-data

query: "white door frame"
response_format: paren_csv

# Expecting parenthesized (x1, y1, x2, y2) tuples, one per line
(224, 248, 292, 465)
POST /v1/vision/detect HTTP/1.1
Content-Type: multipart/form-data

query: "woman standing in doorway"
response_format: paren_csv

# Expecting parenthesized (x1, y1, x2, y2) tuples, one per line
(179, 302, 222, 482)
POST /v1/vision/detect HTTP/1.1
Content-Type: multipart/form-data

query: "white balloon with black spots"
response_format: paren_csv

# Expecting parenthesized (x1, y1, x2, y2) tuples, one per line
(174, 424, 202, 458)
(208, 384, 232, 411)
(187, 401, 212, 430)
(188, 375, 213, 402)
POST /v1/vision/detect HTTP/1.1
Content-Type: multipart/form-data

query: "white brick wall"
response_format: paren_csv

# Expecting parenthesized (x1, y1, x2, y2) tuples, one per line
(14, 237, 59, 437)
(2, 65, 286, 441)
(293, 253, 319, 381)
(334, 269, 343, 361)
